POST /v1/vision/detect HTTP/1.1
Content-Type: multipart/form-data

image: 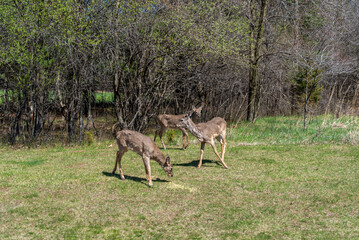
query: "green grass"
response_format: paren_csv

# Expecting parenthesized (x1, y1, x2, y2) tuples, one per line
(0, 90, 114, 105)
(94, 91, 114, 104)
(230, 115, 359, 145)
(1, 116, 359, 239)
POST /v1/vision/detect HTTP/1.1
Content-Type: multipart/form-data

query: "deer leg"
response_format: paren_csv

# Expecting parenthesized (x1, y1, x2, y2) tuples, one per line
(113, 150, 126, 179)
(216, 136, 223, 157)
(154, 129, 158, 142)
(179, 127, 189, 150)
(158, 129, 166, 150)
(198, 142, 205, 168)
(112, 151, 120, 174)
(216, 135, 226, 160)
(142, 156, 153, 187)
(221, 137, 227, 161)
(209, 140, 228, 169)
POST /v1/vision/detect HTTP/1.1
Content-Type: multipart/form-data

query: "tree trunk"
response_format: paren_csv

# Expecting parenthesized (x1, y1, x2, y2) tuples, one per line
(304, 80, 308, 129)
(113, 0, 127, 130)
(351, 83, 359, 115)
(325, 84, 336, 115)
(85, 88, 97, 135)
(9, 99, 24, 145)
(67, 101, 74, 141)
(79, 101, 84, 142)
(247, 0, 268, 122)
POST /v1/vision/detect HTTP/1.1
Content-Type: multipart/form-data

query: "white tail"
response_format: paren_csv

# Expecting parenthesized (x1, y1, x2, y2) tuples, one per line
(112, 129, 173, 187)
(177, 114, 228, 169)
(154, 105, 203, 150)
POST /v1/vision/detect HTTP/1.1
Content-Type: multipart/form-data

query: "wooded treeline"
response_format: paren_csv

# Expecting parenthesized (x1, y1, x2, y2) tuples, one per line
(0, 0, 358, 145)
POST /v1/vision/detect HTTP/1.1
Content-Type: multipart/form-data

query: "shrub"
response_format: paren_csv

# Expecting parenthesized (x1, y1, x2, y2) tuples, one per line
(166, 129, 176, 143)
(84, 131, 94, 145)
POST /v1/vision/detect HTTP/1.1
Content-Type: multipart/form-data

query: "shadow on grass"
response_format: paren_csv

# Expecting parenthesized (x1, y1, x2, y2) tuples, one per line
(159, 147, 185, 151)
(102, 171, 169, 186)
(173, 159, 221, 168)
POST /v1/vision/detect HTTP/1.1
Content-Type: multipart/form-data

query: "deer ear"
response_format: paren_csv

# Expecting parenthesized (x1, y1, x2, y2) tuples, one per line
(184, 111, 191, 118)
(166, 155, 170, 163)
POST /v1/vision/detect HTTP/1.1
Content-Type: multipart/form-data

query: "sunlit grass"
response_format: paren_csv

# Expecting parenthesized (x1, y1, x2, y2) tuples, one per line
(94, 91, 114, 104)
(1, 115, 359, 239)
(229, 115, 359, 145)
(0, 90, 114, 105)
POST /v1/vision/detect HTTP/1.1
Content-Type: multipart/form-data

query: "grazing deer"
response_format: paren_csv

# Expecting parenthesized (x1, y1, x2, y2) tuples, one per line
(154, 105, 203, 150)
(112, 129, 173, 187)
(177, 113, 228, 169)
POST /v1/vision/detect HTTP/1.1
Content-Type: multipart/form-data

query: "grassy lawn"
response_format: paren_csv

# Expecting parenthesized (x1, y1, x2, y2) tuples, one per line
(1, 116, 359, 239)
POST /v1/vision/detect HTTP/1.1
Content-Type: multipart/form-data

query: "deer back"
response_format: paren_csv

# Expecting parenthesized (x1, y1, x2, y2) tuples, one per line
(196, 117, 226, 139)
(116, 130, 163, 158)
(157, 114, 186, 128)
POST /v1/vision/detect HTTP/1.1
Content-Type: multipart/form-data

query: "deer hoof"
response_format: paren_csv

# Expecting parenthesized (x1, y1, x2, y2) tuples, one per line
(120, 176, 125, 180)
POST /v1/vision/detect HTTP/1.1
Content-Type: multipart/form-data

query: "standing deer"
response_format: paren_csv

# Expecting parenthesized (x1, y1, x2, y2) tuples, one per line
(177, 113, 228, 169)
(154, 105, 203, 150)
(112, 129, 173, 187)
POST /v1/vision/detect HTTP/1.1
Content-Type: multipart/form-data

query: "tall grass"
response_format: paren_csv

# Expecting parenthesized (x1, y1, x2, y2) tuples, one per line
(229, 115, 359, 145)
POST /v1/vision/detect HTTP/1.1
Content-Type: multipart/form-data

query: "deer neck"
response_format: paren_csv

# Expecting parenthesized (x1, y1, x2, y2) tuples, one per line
(185, 122, 204, 142)
(152, 151, 166, 167)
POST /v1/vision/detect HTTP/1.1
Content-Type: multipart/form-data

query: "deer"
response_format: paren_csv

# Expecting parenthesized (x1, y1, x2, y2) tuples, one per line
(154, 105, 203, 150)
(176, 112, 228, 169)
(112, 129, 173, 187)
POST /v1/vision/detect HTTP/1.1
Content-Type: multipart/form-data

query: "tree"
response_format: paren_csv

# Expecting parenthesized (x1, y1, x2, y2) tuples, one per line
(246, 0, 268, 122)
(291, 67, 323, 128)
(0, 0, 58, 144)
(0, 0, 101, 144)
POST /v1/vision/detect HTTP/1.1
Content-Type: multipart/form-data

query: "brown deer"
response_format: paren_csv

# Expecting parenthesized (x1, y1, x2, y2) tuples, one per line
(177, 113, 228, 169)
(112, 129, 173, 187)
(154, 105, 203, 150)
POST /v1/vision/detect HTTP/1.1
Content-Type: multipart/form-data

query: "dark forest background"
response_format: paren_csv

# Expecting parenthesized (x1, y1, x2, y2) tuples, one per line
(0, 0, 358, 145)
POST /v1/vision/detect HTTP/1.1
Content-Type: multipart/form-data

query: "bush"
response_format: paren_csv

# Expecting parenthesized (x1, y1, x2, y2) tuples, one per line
(166, 129, 176, 143)
(84, 131, 94, 145)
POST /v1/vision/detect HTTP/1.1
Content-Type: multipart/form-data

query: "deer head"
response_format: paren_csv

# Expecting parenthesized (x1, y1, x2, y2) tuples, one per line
(177, 114, 191, 128)
(162, 155, 173, 177)
(177, 114, 205, 142)
(191, 104, 203, 118)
